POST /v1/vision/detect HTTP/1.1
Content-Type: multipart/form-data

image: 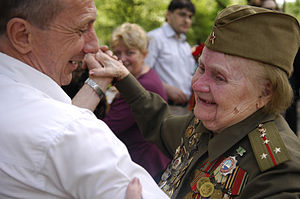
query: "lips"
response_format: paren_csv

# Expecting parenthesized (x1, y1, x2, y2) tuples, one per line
(198, 96, 216, 105)
(69, 60, 82, 69)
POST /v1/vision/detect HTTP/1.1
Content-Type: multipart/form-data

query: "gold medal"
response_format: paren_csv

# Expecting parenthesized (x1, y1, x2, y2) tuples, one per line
(196, 177, 210, 192)
(210, 189, 223, 199)
(194, 118, 200, 125)
(185, 126, 194, 138)
(199, 182, 214, 197)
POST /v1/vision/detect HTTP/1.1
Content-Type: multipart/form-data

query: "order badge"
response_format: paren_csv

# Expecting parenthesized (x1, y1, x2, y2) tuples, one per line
(220, 156, 237, 176)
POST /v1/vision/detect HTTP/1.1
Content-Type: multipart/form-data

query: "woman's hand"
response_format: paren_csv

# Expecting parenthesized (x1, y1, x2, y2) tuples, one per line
(84, 48, 129, 81)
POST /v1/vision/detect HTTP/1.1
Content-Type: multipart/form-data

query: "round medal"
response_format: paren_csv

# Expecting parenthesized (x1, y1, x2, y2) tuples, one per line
(200, 182, 214, 197)
(211, 189, 223, 199)
(196, 177, 210, 192)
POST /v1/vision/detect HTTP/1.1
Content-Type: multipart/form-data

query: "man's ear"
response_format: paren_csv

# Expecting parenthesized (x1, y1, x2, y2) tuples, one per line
(166, 11, 171, 22)
(6, 18, 32, 54)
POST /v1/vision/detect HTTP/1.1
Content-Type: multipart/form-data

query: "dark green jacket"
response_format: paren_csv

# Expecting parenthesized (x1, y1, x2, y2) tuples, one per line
(116, 74, 300, 199)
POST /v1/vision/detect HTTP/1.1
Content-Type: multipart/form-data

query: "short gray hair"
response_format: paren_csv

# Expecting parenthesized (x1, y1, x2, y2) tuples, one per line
(0, 0, 65, 35)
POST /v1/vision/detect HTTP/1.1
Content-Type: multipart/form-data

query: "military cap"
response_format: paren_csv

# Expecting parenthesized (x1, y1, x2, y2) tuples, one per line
(205, 5, 300, 76)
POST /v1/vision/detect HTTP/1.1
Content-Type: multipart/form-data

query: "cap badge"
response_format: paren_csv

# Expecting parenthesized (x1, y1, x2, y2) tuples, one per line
(209, 31, 216, 44)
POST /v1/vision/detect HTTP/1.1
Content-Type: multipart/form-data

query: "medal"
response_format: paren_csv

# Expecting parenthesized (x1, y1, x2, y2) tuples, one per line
(185, 126, 194, 138)
(196, 177, 210, 192)
(214, 164, 228, 184)
(236, 146, 246, 157)
(210, 189, 223, 199)
(220, 156, 237, 176)
(172, 156, 182, 170)
(199, 182, 214, 197)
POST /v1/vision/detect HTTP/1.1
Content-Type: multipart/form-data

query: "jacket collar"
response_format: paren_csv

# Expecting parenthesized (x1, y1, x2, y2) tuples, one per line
(204, 109, 276, 161)
(162, 22, 187, 42)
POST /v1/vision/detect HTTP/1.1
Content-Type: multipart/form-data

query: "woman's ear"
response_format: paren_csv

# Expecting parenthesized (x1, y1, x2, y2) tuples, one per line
(257, 81, 273, 109)
(6, 18, 32, 54)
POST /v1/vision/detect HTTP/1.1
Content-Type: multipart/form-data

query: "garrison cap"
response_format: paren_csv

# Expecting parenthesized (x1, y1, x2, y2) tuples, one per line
(205, 5, 300, 76)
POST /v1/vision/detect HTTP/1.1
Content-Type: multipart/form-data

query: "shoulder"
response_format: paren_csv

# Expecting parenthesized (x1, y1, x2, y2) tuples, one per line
(248, 119, 295, 172)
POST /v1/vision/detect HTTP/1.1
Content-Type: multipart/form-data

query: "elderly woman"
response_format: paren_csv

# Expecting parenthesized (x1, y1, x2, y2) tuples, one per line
(102, 23, 170, 182)
(83, 5, 300, 199)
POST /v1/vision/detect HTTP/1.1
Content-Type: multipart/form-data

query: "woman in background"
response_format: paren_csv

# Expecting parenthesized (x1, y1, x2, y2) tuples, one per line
(102, 23, 170, 183)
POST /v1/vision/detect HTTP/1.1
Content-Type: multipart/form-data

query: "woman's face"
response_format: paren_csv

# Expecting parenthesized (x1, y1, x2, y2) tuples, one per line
(192, 47, 264, 133)
(113, 40, 146, 78)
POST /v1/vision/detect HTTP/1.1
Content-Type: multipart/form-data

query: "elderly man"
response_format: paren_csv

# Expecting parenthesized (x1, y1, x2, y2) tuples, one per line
(0, 1, 169, 199)
(84, 5, 300, 199)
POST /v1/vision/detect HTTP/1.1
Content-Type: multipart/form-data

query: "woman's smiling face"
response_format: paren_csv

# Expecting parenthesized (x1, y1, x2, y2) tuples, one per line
(191, 47, 264, 133)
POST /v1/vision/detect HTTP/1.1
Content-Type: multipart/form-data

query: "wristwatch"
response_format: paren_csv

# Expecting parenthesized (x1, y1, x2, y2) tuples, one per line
(84, 77, 105, 99)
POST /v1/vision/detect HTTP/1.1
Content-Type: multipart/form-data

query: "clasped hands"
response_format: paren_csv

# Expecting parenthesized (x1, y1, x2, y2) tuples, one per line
(82, 46, 129, 88)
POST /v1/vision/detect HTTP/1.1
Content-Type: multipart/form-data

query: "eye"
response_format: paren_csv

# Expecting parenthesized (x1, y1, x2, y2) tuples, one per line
(127, 50, 135, 56)
(197, 64, 205, 74)
(216, 74, 226, 82)
(80, 29, 89, 34)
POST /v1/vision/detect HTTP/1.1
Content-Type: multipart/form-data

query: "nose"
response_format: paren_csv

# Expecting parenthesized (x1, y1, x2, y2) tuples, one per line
(83, 29, 99, 54)
(192, 73, 210, 93)
(119, 53, 127, 62)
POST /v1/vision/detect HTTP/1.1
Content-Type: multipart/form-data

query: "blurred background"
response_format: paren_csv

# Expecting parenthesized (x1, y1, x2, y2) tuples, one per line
(94, 0, 300, 46)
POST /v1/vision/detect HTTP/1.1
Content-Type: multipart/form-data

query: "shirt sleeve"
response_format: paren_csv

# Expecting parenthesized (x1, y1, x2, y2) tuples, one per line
(145, 35, 160, 68)
(44, 112, 169, 199)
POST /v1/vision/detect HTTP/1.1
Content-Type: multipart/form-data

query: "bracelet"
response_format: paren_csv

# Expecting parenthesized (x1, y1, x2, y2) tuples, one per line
(84, 77, 105, 99)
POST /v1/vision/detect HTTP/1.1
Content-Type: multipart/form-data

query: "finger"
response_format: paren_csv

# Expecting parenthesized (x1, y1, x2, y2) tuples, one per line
(84, 53, 104, 74)
(99, 45, 109, 52)
(125, 178, 142, 199)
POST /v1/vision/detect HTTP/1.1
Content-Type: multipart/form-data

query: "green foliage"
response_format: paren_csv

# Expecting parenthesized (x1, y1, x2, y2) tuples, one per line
(96, 0, 300, 47)
(285, 0, 300, 22)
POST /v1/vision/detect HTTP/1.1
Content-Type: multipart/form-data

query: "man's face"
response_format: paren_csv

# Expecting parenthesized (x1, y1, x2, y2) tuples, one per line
(166, 8, 193, 35)
(29, 0, 99, 86)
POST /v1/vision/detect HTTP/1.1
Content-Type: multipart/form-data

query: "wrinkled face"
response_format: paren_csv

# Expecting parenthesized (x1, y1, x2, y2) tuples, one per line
(191, 47, 263, 133)
(167, 8, 193, 35)
(113, 40, 146, 78)
(29, 0, 99, 86)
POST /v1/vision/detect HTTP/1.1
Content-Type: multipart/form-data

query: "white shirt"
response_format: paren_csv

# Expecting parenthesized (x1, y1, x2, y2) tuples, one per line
(0, 53, 169, 199)
(145, 23, 196, 99)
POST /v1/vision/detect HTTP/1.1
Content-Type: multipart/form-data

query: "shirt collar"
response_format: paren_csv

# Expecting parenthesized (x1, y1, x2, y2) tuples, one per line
(206, 109, 276, 161)
(0, 52, 71, 104)
(162, 22, 187, 42)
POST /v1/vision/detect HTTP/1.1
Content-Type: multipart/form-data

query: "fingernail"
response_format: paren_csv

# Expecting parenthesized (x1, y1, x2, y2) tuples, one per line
(133, 177, 140, 184)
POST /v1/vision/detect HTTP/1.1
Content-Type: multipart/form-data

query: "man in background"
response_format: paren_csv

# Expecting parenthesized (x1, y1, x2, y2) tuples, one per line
(145, 0, 196, 115)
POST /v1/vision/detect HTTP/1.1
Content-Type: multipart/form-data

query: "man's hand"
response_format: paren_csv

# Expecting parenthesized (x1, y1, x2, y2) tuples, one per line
(164, 83, 188, 104)
(125, 178, 142, 199)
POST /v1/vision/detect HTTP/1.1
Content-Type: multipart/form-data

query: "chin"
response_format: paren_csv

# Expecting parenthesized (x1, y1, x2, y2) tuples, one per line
(61, 76, 73, 86)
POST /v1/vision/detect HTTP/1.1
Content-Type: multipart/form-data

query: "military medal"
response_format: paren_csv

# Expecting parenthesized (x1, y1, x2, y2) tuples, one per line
(185, 126, 194, 138)
(210, 189, 223, 199)
(196, 177, 210, 192)
(214, 164, 228, 184)
(199, 182, 214, 197)
(236, 146, 246, 157)
(220, 156, 237, 176)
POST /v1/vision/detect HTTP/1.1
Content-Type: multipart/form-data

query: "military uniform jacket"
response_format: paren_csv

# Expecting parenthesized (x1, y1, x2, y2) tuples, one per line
(116, 74, 300, 199)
